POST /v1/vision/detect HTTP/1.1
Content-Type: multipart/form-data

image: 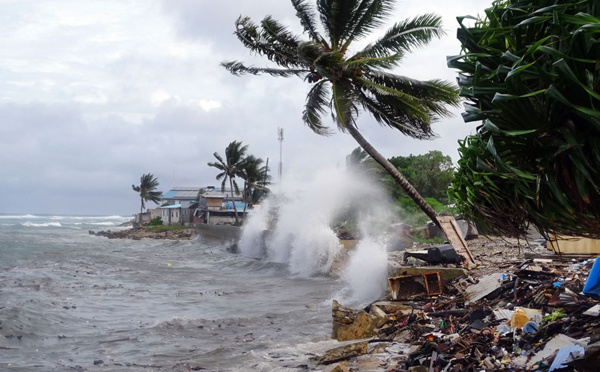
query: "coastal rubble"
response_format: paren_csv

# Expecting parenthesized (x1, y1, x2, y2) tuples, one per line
(88, 227, 195, 240)
(321, 238, 600, 371)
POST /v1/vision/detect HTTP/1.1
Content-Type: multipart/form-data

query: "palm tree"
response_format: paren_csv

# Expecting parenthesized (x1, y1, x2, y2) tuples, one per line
(131, 173, 163, 214)
(207, 140, 249, 223)
(239, 155, 271, 215)
(222, 0, 460, 227)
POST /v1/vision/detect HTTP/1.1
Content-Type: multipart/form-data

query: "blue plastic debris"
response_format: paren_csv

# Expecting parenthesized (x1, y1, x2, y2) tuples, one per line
(523, 321, 539, 334)
(553, 282, 562, 288)
(548, 345, 584, 371)
(583, 258, 600, 297)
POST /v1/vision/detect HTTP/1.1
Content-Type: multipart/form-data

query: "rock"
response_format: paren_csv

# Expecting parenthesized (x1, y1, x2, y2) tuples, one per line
(368, 341, 390, 354)
(332, 301, 378, 341)
(369, 305, 390, 328)
(314, 340, 369, 365)
(322, 363, 349, 372)
(355, 355, 385, 370)
(93, 360, 104, 365)
(392, 329, 413, 343)
(371, 301, 414, 318)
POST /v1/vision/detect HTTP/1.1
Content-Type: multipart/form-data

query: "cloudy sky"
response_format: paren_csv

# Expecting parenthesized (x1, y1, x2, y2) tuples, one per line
(1, 0, 488, 216)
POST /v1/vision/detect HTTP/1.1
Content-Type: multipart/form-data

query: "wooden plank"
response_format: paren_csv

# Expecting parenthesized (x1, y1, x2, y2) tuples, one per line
(437, 216, 476, 265)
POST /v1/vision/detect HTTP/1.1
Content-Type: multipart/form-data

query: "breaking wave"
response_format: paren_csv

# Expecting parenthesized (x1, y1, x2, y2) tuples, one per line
(21, 222, 62, 227)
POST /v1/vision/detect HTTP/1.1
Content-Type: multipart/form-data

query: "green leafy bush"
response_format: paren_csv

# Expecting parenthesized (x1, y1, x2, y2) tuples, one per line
(147, 217, 163, 226)
(448, 0, 600, 238)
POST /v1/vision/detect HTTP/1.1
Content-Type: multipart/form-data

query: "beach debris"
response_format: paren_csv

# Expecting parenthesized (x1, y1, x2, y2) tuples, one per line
(436, 215, 476, 266)
(404, 244, 463, 265)
(388, 272, 442, 300)
(325, 255, 600, 371)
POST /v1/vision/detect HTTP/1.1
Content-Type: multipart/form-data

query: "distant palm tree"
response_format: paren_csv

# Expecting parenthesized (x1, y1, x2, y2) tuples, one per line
(207, 141, 249, 223)
(131, 173, 163, 214)
(240, 155, 271, 215)
(222, 0, 460, 227)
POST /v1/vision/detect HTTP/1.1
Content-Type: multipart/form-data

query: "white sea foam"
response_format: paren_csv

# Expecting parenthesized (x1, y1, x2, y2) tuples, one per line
(21, 222, 62, 227)
(90, 222, 115, 226)
(240, 166, 399, 297)
(0, 214, 41, 219)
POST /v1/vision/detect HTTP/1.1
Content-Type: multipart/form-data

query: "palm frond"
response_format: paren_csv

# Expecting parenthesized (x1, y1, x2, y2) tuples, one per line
(291, 0, 324, 43)
(261, 16, 301, 48)
(221, 61, 308, 77)
(355, 78, 437, 138)
(361, 13, 444, 58)
(317, 0, 358, 48)
(366, 71, 461, 108)
(297, 41, 325, 66)
(233, 16, 304, 68)
(331, 81, 356, 129)
(302, 80, 333, 135)
(346, 53, 403, 70)
(341, 0, 394, 49)
(211, 152, 225, 165)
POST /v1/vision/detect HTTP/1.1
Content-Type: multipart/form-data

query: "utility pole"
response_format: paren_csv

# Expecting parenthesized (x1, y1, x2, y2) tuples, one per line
(278, 128, 283, 189)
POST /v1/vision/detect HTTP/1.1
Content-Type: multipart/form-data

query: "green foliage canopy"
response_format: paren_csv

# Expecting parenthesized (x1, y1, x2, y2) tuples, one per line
(387, 151, 453, 203)
(448, 0, 600, 237)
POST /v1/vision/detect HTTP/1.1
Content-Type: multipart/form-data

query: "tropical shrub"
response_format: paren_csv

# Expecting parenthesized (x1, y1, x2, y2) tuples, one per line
(147, 217, 163, 226)
(448, 0, 600, 237)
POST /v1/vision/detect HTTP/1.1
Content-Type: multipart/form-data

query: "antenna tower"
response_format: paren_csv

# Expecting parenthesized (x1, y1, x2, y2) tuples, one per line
(278, 128, 284, 185)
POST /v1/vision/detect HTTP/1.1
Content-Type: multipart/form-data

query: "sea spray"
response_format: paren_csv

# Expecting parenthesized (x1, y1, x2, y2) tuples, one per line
(341, 237, 389, 305)
(239, 200, 270, 259)
(239, 167, 401, 289)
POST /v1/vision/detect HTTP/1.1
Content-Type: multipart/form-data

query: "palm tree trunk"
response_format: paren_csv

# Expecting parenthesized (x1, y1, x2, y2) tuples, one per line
(242, 181, 248, 217)
(229, 177, 239, 223)
(345, 125, 441, 228)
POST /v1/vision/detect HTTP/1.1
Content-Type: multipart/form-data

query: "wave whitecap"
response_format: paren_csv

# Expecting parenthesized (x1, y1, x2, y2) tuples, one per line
(21, 222, 62, 227)
(0, 214, 41, 219)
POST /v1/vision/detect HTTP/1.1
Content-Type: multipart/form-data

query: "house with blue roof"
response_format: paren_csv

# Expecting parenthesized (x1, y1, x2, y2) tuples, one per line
(157, 186, 250, 225)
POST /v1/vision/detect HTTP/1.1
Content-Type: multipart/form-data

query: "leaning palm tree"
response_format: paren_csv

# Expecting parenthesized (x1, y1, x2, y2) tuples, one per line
(239, 155, 271, 215)
(131, 173, 163, 214)
(207, 141, 249, 223)
(222, 0, 460, 227)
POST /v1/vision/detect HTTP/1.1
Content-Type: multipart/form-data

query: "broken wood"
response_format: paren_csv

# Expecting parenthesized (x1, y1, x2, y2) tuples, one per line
(437, 216, 476, 266)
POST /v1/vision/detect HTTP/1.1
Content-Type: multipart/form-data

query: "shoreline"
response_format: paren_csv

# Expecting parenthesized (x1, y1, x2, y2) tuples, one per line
(89, 227, 195, 240)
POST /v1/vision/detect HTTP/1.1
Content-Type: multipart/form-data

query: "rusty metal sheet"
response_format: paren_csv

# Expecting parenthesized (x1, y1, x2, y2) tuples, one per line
(388, 272, 442, 300)
(463, 273, 504, 304)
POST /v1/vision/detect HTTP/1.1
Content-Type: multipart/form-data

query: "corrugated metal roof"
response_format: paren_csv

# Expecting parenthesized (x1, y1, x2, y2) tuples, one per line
(174, 191, 198, 198)
(162, 190, 179, 199)
(161, 204, 182, 209)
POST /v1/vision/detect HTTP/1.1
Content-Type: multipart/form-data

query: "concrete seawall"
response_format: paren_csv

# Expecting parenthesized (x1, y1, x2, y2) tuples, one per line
(195, 224, 242, 244)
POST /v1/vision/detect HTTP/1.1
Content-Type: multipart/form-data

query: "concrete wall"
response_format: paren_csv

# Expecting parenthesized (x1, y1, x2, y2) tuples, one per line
(206, 198, 223, 209)
(195, 224, 242, 244)
(208, 214, 236, 225)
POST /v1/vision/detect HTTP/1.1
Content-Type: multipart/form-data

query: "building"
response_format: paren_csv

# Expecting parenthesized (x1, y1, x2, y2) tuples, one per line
(195, 190, 249, 225)
(161, 187, 202, 208)
(157, 186, 250, 226)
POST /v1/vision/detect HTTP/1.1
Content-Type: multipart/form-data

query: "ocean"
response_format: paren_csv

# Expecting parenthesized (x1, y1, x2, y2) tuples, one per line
(0, 214, 351, 371)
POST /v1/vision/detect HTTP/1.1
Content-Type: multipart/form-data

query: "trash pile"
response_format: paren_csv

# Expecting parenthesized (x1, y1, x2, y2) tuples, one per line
(325, 256, 600, 372)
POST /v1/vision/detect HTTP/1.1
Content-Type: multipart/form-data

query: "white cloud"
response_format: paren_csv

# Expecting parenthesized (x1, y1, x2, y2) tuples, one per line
(0, 0, 489, 215)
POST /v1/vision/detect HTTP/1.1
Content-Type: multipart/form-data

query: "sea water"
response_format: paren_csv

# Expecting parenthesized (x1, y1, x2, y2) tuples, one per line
(0, 214, 345, 371)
